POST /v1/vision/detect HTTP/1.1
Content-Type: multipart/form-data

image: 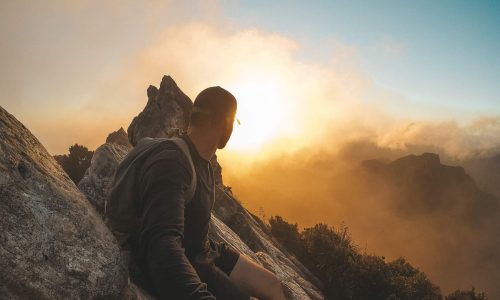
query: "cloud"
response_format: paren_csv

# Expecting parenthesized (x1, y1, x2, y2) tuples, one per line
(4, 1, 497, 158)
(94, 22, 388, 158)
(377, 118, 500, 159)
(0, 0, 224, 154)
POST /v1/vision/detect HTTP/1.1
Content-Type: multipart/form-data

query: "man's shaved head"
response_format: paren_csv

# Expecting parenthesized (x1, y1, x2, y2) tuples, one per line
(190, 86, 237, 128)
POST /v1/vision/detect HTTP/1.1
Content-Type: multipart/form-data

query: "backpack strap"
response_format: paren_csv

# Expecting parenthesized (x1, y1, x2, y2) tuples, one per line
(170, 137, 197, 205)
(106, 137, 170, 216)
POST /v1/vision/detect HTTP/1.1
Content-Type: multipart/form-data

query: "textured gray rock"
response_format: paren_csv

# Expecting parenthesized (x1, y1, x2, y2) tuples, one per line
(0, 106, 128, 299)
(78, 131, 132, 213)
(77, 144, 131, 214)
(213, 188, 324, 299)
(79, 75, 325, 299)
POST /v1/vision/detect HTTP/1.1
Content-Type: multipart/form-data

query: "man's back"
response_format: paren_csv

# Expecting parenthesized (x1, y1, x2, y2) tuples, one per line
(132, 135, 246, 299)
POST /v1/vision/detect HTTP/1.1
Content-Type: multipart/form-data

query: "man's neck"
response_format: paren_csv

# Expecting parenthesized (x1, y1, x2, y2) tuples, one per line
(186, 130, 217, 161)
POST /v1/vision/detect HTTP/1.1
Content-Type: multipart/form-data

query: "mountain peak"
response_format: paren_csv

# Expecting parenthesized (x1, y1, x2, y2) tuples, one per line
(127, 75, 193, 146)
(105, 127, 130, 147)
(392, 152, 441, 167)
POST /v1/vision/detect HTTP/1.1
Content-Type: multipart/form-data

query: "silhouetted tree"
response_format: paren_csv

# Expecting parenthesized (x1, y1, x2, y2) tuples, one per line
(54, 143, 94, 184)
(269, 216, 304, 256)
(445, 288, 487, 300)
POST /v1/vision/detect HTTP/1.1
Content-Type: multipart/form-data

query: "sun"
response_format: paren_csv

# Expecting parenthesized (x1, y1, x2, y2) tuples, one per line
(224, 76, 292, 152)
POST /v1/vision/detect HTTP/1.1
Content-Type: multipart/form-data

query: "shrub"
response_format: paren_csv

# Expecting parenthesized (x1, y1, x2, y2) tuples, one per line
(269, 215, 443, 300)
(54, 143, 94, 184)
(445, 287, 487, 300)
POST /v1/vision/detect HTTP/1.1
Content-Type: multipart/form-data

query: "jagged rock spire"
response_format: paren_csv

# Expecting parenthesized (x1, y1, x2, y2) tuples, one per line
(127, 75, 193, 146)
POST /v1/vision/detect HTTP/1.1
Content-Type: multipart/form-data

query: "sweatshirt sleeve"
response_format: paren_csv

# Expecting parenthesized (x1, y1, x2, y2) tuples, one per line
(138, 150, 216, 300)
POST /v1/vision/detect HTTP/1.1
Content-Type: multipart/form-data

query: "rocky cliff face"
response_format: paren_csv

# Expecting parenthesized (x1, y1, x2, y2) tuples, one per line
(211, 188, 324, 299)
(78, 75, 325, 299)
(0, 106, 128, 299)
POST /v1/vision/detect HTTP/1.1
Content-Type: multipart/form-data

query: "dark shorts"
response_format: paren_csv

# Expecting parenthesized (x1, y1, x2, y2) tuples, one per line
(130, 240, 248, 299)
(211, 239, 241, 276)
(190, 240, 249, 300)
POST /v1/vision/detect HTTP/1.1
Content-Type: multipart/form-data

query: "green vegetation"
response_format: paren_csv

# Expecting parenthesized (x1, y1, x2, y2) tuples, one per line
(54, 143, 94, 184)
(269, 215, 486, 300)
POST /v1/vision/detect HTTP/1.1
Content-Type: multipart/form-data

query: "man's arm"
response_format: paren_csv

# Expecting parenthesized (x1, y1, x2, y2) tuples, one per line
(138, 150, 215, 300)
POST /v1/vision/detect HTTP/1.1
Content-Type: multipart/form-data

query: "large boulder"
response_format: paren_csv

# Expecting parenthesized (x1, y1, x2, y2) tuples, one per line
(79, 75, 325, 299)
(78, 129, 132, 213)
(0, 106, 128, 299)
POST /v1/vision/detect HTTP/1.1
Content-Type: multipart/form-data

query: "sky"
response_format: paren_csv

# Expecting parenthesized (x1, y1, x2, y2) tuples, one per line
(1, 0, 499, 155)
(225, 0, 500, 113)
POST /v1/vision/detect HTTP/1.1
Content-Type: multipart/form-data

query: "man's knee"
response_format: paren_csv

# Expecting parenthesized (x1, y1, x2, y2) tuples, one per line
(229, 254, 286, 300)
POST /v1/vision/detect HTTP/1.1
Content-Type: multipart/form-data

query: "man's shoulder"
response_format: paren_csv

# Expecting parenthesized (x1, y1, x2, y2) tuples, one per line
(144, 141, 189, 166)
(138, 139, 192, 178)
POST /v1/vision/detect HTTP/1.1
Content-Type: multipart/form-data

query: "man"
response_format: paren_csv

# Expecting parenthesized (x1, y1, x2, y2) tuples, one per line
(132, 86, 286, 299)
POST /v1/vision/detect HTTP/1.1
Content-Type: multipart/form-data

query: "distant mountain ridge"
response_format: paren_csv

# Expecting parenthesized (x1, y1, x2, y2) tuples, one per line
(361, 152, 500, 298)
(363, 152, 499, 217)
(461, 154, 500, 200)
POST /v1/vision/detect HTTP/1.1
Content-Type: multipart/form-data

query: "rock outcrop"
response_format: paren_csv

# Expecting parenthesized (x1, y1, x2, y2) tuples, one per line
(212, 188, 324, 299)
(106, 127, 132, 147)
(78, 130, 132, 213)
(80, 76, 325, 299)
(0, 106, 128, 299)
(127, 75, 192, 146)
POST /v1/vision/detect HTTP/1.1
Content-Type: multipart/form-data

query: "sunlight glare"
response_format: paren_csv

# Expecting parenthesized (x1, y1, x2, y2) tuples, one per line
(226, 76, 290, 151)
